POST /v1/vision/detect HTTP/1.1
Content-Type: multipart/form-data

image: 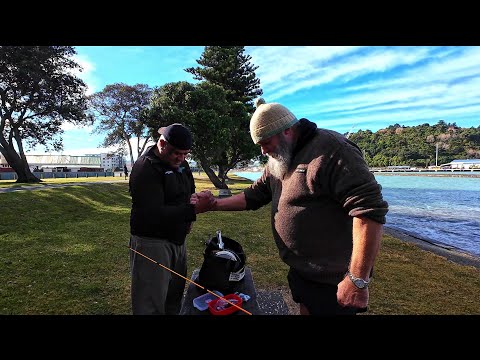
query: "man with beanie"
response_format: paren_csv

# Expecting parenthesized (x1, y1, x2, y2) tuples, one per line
(196, 98, 389, 315)
(129, 123, 214, 315)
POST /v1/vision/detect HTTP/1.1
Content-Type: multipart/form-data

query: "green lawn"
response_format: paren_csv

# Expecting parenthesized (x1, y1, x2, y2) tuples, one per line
(1, 175, 479, 314)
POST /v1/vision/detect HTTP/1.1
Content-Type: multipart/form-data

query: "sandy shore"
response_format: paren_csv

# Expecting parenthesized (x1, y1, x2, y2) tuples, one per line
(384, 226, 480, 269)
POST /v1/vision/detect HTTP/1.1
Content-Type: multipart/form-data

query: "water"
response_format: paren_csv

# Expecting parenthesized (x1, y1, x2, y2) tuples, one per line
(234, 171, 480, 257)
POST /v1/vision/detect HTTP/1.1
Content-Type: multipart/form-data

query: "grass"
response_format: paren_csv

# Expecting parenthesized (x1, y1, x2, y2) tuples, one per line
(0, 174, 479, 315)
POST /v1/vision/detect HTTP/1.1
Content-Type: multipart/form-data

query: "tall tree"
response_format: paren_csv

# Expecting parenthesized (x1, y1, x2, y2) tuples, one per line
(146, 81, 254, 188)
(0, 46, 89, 183)
(88, 83, 152, 165)
(185, 46, 263, 103)
(185, 46, 263, 186)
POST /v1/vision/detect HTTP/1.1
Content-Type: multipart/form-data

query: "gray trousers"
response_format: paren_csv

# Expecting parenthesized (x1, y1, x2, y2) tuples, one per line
(129, 234, 187, 315)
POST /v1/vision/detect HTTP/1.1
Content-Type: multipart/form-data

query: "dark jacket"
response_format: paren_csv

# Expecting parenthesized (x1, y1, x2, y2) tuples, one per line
(129, 145, 196, 245)
(243, 119, 389, 284)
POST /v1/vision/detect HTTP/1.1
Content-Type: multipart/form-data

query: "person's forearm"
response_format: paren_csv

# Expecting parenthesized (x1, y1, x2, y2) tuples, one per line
(348, 216, 383, 279)
(213, 192, 247, 211)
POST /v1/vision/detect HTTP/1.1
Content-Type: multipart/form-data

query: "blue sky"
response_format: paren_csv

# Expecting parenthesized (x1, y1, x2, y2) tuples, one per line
(27, 46, 480, 156)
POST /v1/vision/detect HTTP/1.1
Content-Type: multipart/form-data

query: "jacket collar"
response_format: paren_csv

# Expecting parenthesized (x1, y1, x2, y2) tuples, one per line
(292, 118, 317, 156)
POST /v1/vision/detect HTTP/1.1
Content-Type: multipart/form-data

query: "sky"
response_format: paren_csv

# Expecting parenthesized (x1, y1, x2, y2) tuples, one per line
(26, 46, 480, 157)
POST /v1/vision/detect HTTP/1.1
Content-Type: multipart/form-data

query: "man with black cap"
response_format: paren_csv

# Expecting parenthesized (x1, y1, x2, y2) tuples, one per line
(197, 99, 389, 315)
(128, 123, 214, 315)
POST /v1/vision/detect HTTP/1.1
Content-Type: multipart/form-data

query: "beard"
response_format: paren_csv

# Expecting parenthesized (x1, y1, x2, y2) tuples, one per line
(267, 135, 293, 180)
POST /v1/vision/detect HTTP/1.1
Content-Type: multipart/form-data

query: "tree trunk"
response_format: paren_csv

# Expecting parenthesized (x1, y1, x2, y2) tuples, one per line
(198, 157, 228, 189)
(1, 146, 40, 183)
(217, 165, 228, 186)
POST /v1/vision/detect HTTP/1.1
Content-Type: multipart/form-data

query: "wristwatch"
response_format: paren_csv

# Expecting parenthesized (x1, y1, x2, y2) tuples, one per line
(347, 271, 370, 289)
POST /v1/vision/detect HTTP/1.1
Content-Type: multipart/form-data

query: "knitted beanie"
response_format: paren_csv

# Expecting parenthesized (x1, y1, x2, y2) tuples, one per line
(249, 98, 298, 144)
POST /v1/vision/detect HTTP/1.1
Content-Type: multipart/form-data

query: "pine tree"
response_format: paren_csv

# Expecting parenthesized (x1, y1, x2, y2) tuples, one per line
(185, 46, 263, 188)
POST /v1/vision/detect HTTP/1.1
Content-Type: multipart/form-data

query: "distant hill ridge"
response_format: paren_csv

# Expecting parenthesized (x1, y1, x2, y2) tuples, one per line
(348, 121, 480, 168)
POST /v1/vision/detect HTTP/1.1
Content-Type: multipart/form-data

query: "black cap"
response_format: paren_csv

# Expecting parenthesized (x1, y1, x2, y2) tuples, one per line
(158, 123, 192, 150)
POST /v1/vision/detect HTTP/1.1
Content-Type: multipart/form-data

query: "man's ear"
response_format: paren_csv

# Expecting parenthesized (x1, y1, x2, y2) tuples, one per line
(284, 127, 294, 138)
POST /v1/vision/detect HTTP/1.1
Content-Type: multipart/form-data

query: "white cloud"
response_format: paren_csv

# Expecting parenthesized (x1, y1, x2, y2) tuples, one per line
(257, 47, 432, 101)
(61, 122, 95, 132)
(246, 46, 480, 133)
(72, 54, 98, 95)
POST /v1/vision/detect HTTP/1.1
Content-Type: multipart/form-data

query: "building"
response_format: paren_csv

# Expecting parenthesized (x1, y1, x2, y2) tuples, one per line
(26, 154, 102, 172)
(0, 153, 126, 172)
(94, 153, 126, 172)
(0, 153, 10, 168)
(440, 159, 480, 170)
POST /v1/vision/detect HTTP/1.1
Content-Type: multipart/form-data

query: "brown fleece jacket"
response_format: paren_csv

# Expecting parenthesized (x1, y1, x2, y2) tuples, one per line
(243, 119, 389, 285)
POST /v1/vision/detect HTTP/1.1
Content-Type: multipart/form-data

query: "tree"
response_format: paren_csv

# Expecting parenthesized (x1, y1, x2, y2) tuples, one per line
(185, 46, 263, 187)
(88, 83, 152, 165)
(146, 81, 255, 188)
(0, 46, 89, 183)
(185, 46, 263, 103)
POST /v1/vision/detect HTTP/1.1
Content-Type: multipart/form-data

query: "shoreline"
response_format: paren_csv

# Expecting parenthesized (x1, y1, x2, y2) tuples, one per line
(236, 169, 480, 178)
(235, 169, 480, 178)
(384, 226, 480, 269)
(374, 172, 480, 178)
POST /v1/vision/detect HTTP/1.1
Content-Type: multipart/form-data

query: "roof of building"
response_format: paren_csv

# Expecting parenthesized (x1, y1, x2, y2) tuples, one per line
(450, 159, 480, 163)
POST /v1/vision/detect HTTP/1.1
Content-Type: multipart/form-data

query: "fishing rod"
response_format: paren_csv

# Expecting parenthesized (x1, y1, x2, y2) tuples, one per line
(127, 245, 252, 316)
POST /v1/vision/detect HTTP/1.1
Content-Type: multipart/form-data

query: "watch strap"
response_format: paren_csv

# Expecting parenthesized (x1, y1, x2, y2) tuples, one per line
(347, 271, 370, 288)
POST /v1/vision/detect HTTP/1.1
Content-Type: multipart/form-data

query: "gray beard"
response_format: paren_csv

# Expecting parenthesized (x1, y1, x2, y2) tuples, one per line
(268, 157, 289, 179)
(267, 136, 293, 180)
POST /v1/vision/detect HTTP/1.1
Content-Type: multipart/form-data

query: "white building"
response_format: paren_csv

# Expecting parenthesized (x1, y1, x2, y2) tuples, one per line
(0, 153, 9, 168)
(0, 153, 126, 172)
(27, 154, 102, 172)
(96, 153, 126, 172)
(441, 159, 480, 169)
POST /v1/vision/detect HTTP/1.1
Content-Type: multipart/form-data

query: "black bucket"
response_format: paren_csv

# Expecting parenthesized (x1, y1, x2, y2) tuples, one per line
(197, 235, 246, 293)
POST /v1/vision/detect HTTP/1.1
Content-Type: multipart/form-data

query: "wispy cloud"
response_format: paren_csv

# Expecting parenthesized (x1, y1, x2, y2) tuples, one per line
(252, 46, 432, 100)
(73, 54, 98, 95)
(248, 46, 480, 133)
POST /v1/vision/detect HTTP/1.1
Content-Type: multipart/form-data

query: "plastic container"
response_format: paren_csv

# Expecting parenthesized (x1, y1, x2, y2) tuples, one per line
(208, 293, 243, 315)
(193, 290, 223, 311)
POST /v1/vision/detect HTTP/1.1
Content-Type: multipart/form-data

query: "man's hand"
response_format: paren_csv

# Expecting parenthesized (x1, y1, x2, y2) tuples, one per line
(190, 190, 216, 214)
(336, 275, 369, 311)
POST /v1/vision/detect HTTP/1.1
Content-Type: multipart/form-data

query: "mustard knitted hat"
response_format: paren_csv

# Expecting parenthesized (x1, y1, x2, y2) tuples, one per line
(249, 98, 298, 144)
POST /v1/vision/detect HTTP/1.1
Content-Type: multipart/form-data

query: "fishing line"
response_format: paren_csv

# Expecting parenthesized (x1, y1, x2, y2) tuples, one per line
(127, 245, 252, 315)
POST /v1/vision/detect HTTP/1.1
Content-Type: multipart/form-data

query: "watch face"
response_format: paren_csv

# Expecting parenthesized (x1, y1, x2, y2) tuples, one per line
(354, 279, 366, 289)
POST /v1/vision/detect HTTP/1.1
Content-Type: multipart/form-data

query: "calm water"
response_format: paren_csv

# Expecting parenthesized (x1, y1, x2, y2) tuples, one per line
(234, 171, 480, 257)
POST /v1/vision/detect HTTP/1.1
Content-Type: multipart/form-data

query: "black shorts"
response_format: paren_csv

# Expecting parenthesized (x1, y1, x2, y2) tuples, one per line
(287, 268, 359, 316)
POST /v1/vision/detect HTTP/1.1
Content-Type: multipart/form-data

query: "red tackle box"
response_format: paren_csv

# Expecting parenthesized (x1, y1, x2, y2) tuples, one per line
(208, 293, 243, 315)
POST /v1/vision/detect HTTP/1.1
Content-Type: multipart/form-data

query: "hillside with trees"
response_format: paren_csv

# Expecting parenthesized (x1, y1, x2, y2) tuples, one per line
(348, 121, 480, 168)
